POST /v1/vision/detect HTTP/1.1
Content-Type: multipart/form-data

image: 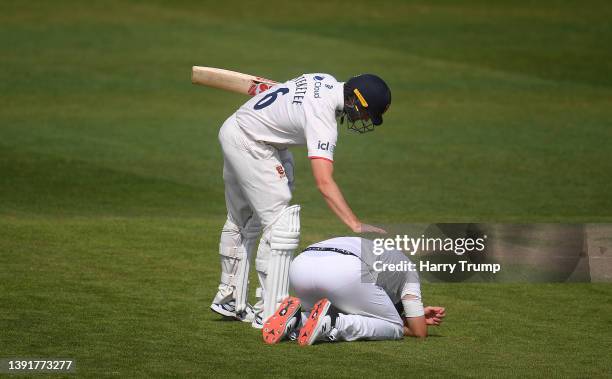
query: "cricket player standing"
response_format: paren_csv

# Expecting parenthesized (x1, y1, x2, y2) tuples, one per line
(262, 237, 446, 345)
(210, 73, 392, 328)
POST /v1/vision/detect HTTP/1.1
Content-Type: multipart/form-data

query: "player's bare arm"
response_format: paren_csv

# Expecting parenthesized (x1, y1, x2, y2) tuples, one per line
(403, 306, 446, 338)
(310, 158, 386, 234)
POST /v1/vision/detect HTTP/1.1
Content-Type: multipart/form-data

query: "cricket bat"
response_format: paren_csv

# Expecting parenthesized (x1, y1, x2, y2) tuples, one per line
(191, 66, 278, 96)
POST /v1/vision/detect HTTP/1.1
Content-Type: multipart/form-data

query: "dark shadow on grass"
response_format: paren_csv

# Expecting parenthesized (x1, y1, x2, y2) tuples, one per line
(212, 316, 241, 322)
(307, 333, 446, 346)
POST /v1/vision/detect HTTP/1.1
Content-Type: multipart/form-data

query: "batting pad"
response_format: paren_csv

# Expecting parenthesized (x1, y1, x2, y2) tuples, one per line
(264, 205, 301, 320)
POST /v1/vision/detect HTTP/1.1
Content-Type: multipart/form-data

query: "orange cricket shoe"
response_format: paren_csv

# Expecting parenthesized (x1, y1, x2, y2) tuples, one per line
(262, 296, 302, 344)
(298, 298, 339, 346)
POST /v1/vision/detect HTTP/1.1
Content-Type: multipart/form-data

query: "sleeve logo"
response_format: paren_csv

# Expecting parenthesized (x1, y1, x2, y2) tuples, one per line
(317, 140, 335, 153)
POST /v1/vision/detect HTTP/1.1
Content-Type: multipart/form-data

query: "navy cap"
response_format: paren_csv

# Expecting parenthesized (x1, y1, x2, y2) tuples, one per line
(345, 74, 391, 125)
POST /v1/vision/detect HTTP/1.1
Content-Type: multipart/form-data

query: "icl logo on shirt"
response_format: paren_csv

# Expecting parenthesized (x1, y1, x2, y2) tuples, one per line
(317, 140, 335, 153)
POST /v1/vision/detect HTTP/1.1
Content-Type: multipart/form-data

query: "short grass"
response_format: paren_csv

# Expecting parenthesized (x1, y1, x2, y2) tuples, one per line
(1, 1, 612, 377)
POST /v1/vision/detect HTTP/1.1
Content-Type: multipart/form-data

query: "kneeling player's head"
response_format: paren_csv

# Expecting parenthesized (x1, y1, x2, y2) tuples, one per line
(341, 74, 391, 133)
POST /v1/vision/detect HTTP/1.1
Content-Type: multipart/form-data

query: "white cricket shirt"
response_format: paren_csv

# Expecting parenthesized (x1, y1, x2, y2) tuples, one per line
(235, 73, 344, 162)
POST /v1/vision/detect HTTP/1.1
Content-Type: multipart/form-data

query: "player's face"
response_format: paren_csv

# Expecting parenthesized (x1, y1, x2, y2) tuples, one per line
(345, 97, 370, 122)
(344, 98, 375, 133)
(357, 107, 370, 121)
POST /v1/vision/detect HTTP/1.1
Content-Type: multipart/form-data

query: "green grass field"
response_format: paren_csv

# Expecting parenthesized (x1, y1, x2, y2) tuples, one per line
(2, 1, 612, 377)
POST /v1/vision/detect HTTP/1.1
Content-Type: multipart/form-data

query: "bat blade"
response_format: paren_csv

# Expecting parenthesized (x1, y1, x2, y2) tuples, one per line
(191, 66, 278, 96)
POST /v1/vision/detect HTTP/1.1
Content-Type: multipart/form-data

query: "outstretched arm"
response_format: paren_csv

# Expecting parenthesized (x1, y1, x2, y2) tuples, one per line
(310, 158, 385, 234)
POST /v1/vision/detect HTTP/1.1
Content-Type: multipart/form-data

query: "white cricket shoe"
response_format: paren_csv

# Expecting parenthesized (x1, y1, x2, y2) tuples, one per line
(251, 312, 263, 329)
(210, 293, 255, 323)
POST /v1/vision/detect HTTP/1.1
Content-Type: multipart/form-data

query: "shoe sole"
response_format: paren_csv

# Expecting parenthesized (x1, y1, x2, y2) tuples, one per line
(262, 296, 301, 344)
(298, 298, 331, 346)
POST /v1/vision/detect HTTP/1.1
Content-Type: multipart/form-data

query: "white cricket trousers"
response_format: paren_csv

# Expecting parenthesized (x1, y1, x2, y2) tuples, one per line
(290, 250, 403, 341)
(218, 114, 291, 229)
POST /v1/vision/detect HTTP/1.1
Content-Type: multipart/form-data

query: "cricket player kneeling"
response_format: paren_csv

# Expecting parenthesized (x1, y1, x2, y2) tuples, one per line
(262, 237, 445, 345)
